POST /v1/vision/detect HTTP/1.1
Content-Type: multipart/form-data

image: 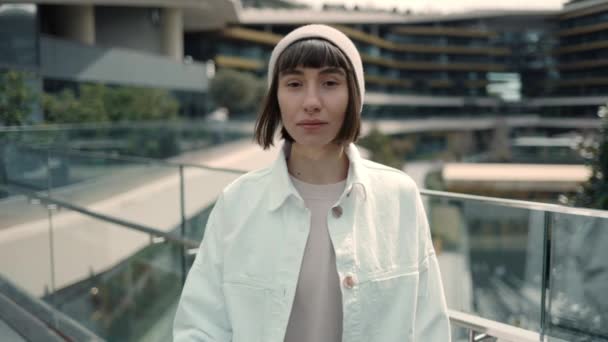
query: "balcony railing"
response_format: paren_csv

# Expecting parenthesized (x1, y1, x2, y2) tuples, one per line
(0, 142, 606, 341)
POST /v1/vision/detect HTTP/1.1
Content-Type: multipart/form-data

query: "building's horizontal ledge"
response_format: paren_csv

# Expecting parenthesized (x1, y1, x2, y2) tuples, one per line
(558, 21, 608, 37)
(560, 0, 608, 20)
(525, 96, 608, 106)
(41, 35, 209, 92)
(391, 26, 497, 38)
(556, 39, 608, 54)
(365, 92, 499, 107)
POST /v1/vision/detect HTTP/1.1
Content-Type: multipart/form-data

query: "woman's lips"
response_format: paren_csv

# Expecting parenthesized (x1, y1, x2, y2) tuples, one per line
(297, 120, 327, 126)
(299, 122, 325, 126)
(298, 122, 327, 130)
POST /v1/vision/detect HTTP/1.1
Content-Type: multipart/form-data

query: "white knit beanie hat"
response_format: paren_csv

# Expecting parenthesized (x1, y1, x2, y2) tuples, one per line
(267, 24, 365, 113)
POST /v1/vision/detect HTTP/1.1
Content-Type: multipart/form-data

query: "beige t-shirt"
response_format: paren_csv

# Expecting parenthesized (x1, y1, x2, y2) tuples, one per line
(284, 175, 346, 342)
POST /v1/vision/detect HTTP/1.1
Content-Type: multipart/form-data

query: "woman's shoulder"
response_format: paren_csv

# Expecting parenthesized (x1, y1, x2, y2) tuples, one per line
(219, 166, 274, 201)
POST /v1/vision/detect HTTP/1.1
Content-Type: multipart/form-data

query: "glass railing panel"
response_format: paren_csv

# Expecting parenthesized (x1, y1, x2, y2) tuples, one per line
(1, 121, 252, 160)
(547, 211, 608, 341)
(44, 206, 187, 341)
(0, 187, 54, 298)
(81, 161, 183, 238)
(181, 166, 241, 242)
(15, 148, 185, 236)
(421, 194, 545, 336)
(2, 142, 54, 192)
(1, 141, 170, 198)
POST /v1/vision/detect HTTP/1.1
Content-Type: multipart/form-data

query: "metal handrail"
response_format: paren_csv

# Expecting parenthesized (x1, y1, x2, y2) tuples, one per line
(1, 184, 200, 249)
(449, 309, 543, 342)
(0, 118, 247, 133)
(0, 274, 104, 342)
(421, 189, 608, 219)
(4, 141, 246, 175)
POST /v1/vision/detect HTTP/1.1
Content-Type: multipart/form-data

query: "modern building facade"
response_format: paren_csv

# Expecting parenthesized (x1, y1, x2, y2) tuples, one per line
(185, 1, 608, 118)
(1, 0, 239, 119)
(549, 0, 608, 116)
(3, 0, 608, 121)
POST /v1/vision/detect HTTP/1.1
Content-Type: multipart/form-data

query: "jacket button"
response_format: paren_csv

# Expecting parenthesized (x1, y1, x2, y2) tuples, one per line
(332, 206, 343, 218)
(343, 275, 356, 289)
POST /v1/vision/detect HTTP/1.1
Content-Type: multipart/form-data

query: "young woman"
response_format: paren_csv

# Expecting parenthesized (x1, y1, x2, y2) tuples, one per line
(174, 24, 451, 342)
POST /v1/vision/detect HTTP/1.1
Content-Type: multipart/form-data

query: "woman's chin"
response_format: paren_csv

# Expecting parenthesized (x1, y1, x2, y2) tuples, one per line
(292, 138, 334, 149)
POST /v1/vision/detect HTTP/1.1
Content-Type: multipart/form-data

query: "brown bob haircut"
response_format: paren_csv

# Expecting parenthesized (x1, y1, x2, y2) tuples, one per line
(254, 38, 362, 149)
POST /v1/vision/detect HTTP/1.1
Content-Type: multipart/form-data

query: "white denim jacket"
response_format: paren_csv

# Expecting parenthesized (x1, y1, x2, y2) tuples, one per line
(174, 143, 451, 342)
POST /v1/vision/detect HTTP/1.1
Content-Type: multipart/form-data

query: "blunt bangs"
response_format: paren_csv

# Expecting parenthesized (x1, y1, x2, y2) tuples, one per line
(276, 38, 353, 75)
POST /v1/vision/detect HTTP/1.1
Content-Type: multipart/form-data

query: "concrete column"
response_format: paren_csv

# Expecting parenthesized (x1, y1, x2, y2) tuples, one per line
(161, 8, 183, 61)
(59, 5, 95, 45)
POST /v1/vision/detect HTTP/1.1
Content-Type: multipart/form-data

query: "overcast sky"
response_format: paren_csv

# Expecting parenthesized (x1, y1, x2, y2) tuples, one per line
(293, 0, 568, 13)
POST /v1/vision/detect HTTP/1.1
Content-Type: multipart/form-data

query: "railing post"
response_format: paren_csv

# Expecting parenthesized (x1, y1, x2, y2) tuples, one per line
(179, 165, 187, 285)
(540, 211, 553, 340)
(45, 146, 57, 314)
(0, 141, 7, 188)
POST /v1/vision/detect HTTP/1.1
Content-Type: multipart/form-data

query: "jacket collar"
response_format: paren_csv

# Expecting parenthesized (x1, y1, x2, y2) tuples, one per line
(267, 141, 369, 211)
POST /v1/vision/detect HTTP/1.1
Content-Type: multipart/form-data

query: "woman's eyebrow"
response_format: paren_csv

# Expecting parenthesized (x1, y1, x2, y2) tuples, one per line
(279, 69, 303, 77)
(319, 67, 346, 76)
(279, 67, 346, 77)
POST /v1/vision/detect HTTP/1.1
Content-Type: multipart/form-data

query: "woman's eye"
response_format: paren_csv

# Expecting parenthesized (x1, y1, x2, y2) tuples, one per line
(324, 80, 340, 87)
(286, 81, 301, 88)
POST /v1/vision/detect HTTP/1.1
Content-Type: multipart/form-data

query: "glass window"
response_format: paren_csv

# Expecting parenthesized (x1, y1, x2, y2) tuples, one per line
(0, 4, 38, 69)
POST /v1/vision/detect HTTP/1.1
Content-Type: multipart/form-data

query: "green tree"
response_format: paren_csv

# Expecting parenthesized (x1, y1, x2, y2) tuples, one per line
(570, 104, 608, 209)
(209, 69, 260, 115)
(43, 86, 107, 123)
(359, 127, 403, 169)
(43, 83, 179, 123)
(105, 86, 179, 122)
(0, 70, 37, 126)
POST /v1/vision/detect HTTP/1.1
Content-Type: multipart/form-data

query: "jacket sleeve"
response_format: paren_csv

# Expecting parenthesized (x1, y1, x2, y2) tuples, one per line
(414, 191, 452, 341)
(173, 194, 232, 342)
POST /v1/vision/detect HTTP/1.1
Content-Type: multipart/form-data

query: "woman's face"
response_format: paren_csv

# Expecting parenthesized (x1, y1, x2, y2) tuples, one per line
(277, 66, 348, 149)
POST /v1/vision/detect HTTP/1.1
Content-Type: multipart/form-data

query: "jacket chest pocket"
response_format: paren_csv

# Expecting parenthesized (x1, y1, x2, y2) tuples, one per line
(357, 267, 419, 341)
(222, 281, 270, 342)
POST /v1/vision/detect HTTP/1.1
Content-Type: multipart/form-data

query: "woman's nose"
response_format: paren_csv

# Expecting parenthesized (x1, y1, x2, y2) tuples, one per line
(302, 85, 321, 113)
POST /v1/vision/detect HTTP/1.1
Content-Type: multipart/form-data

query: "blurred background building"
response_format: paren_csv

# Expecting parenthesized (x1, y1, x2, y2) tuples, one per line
(1, 0, 238, 119)
(2, 0, 608, 121)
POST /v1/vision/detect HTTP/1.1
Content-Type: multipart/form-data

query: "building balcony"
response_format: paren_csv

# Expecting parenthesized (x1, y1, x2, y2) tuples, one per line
(361, 53, 506, 72)
(560, 1, 608, 20)
(555, 77, 608, 87)
(365, 74, 413, 87)
(334, 25, 511, 56)
(40, 35, 209, 93)
(391, 26, 498, 39)
(220, 26, 281, 46)
(556, 39, 608, 54)
(558, 58, 608, 70)
(558, 21, 608, 37)
(214, 54, 264, 71)
(216, 25, 510, 56)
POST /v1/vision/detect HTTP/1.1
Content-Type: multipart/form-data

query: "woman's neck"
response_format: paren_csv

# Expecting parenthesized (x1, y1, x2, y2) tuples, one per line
(287, 143, 349, 185)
